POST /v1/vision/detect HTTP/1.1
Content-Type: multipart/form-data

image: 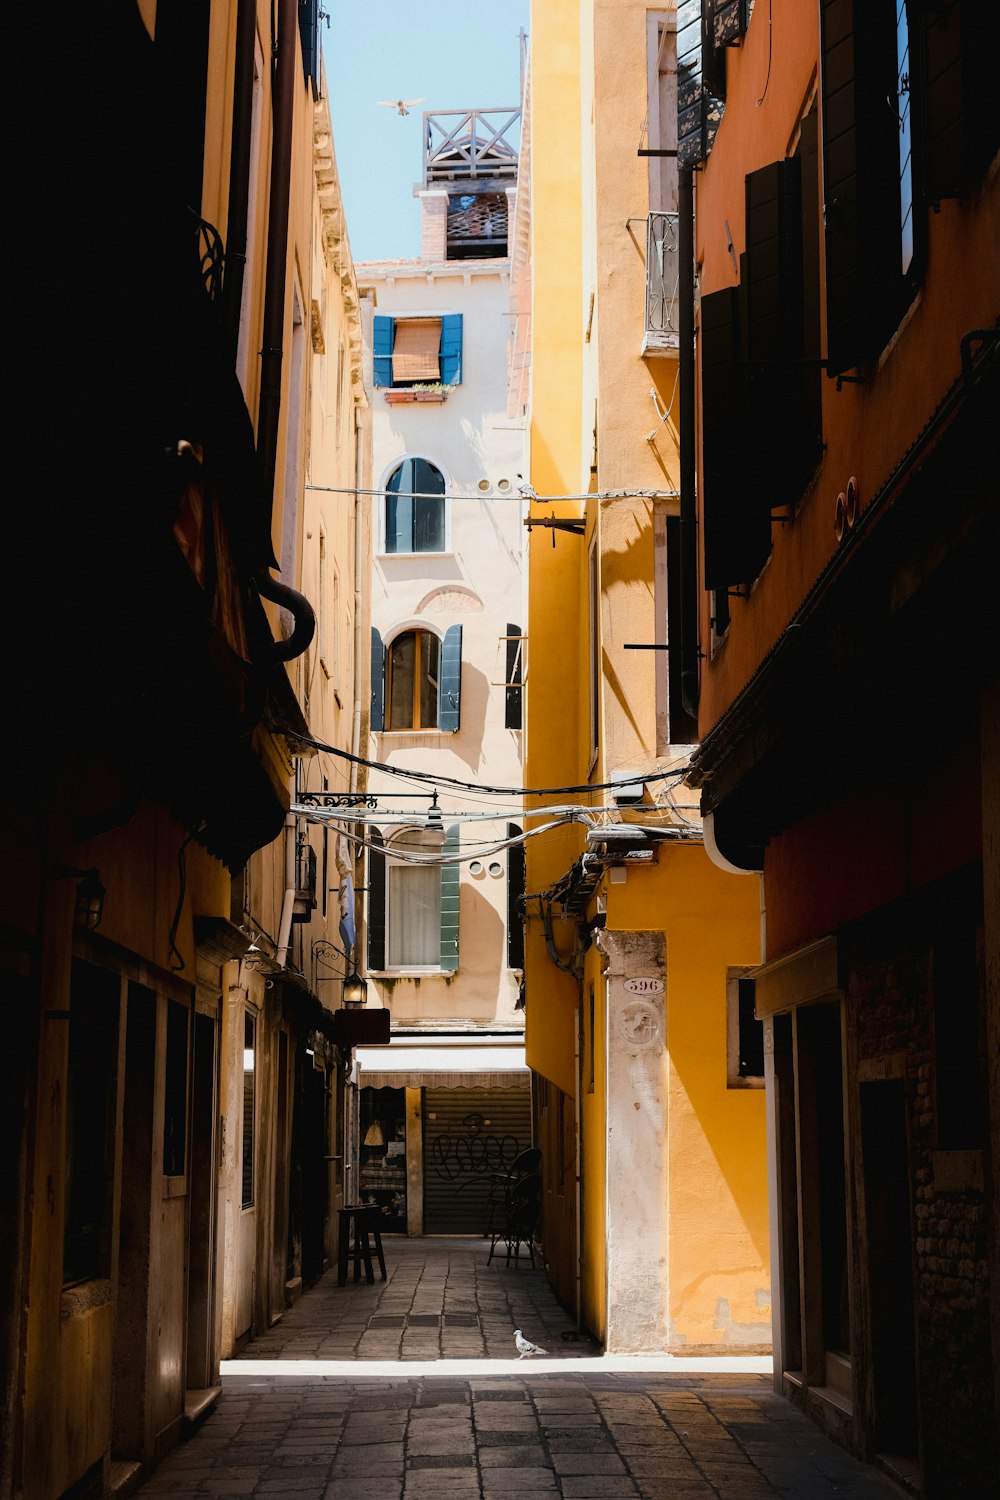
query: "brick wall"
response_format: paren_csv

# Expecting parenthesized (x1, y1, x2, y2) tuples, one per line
(846, 866, 994, 1495)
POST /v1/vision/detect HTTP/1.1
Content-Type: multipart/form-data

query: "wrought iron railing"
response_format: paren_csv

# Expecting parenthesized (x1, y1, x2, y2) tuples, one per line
(645, 211, 679, 349)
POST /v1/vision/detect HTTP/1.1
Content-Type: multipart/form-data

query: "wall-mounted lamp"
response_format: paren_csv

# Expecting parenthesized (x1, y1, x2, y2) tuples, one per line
(53, 864, 106, 930)
(343, 971, 367, 1009)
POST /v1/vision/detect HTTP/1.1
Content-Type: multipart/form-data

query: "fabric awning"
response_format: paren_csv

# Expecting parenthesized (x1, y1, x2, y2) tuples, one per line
(391, 318, 441, 383)
(354, 1042, 529, 1090)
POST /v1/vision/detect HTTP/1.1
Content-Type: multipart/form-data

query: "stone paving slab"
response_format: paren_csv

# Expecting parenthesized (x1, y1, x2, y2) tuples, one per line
(132, 1237, 906, 1500)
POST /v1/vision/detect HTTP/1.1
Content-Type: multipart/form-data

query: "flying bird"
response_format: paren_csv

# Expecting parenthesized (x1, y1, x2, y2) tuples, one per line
(376, 97, 425, 117)
(514, 1329, 548, 1359)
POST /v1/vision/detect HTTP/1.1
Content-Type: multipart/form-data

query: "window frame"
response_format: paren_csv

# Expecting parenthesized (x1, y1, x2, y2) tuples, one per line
(726, 966, 766, 1089)
(372, 312, 464, 390)
(379, 455, 450, 557)
(367, 825, 460, 975)
(386, 627, 443, 732)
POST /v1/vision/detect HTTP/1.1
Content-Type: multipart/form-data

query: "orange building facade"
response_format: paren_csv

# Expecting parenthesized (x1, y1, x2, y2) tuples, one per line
(681, 1, 998, 1492)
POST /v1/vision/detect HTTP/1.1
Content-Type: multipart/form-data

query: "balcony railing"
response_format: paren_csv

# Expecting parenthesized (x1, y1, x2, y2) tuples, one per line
(423, 109, 520, 187)
(645, 211, 679, 352)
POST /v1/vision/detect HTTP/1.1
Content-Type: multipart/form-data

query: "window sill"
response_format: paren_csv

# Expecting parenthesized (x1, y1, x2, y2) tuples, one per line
(641, 330, 679, 357)
(384, 389, 448, 404)
(371, 967, 452, 977)
(377, 550, 453, 561)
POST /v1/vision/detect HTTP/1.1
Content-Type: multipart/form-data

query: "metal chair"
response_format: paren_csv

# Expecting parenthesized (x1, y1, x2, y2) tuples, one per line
(488, 1171, 542, 1266)
(484, 1146, 541, 1235)
(498, 1197, 541, 1269)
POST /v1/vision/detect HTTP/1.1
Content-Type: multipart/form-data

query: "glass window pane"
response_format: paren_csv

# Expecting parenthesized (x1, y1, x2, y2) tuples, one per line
(389, 632, 416, 728)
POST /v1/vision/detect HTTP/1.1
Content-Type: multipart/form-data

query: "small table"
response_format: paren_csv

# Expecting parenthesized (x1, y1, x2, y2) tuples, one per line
(337, 1205, 387, 1287)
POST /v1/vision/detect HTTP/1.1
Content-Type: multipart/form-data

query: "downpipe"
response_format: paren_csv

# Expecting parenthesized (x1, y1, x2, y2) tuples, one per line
(678, 166, 700, 722)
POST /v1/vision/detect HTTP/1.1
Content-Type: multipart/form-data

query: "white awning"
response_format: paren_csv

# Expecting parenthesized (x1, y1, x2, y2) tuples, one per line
(354, 1042, 529, 1090)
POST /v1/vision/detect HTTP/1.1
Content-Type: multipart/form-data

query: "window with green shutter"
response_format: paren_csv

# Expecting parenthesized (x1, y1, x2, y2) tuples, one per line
(366, 826, 459, 972)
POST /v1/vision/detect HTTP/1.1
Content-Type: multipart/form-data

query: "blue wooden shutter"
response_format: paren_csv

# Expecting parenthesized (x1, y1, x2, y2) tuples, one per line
(373, 316, 394, 388)
(370, 628, 385, 731)
(440, 825, 460, 972)
(439, 314, 463, 385)
(507, 825, 525, 970)
(367, 830, 386, 971)
(438, 624, 463, 731)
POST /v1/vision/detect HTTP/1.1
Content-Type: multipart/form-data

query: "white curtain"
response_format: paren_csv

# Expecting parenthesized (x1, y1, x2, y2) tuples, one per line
(387, 831, 440, 965)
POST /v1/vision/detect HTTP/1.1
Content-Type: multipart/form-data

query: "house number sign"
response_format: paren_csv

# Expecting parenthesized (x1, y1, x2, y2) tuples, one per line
(623, 976, 664, 996)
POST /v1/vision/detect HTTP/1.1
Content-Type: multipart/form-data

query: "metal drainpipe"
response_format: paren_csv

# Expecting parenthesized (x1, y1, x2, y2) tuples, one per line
(275, 811, 297, 969)
(256, 0, 296, 510)
(222, 0, 257, 367)
(252, 0, 316, 664)
(677, 166, 700, 722)
(350, 408, 364, 795)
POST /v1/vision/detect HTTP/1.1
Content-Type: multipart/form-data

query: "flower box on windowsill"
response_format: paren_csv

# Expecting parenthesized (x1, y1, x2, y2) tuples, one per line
(384, 387, 449, 405)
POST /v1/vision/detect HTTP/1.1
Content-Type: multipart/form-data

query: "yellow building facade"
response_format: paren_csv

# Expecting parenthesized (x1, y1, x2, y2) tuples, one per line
(3, 6, 371, 1497)
(521, 0, 770, 1351)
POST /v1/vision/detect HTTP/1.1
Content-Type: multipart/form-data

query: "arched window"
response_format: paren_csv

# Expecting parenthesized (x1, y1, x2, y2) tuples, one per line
(371, 624, 463, 734)
(387, 629, 440, 730)
(385, 457, 446, 554)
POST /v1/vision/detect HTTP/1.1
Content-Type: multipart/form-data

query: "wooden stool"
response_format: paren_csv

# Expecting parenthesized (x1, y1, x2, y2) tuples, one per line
(337, 1206, 387, 1286)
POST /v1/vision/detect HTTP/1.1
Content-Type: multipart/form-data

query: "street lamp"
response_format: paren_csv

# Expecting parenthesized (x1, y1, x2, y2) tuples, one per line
(343, 971, 367, 1009)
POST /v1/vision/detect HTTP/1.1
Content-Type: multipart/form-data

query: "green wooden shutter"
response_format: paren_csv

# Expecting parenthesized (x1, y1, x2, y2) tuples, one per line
(370, 628, 385, 731)
(507, 825, 525, 970)
(373, 316, 394, 388)
(440, 825, 460, 972)
(367, 830, 386, 971)
(438, 624, 463, 732)
(439, 314, 463, 385)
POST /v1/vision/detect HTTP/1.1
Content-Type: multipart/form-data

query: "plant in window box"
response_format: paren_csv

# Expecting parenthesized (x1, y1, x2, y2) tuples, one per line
(384, 382, 454, 404)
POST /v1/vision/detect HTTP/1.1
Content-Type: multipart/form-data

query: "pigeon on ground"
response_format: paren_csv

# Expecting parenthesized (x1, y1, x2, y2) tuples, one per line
(514, 1329, 548, 1358)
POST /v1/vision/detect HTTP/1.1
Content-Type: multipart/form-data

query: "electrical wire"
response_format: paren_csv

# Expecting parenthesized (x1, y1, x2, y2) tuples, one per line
(305, 483, 678, 502)
(280, 725, 690, 797)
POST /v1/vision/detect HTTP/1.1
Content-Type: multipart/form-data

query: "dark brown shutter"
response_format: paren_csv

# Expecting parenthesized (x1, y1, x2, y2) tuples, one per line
(678, 0, 725, 168)
(820, 0, 903, 373)
(745, 156, 821, 511)
(915, 0, 999, 201)
(700, 284, 769, 589)
(367, 829, 386, 971)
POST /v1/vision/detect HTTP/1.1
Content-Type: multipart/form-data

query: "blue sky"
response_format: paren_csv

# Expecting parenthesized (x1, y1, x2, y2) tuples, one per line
(323, 1, 530, 264)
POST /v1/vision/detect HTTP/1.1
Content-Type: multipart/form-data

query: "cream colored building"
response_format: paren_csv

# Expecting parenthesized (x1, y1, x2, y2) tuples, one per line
(350, 106, 532, 1236)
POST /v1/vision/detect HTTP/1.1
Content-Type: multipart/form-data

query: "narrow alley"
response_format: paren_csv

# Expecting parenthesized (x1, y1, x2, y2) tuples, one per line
(133, 1238, 903, 1500)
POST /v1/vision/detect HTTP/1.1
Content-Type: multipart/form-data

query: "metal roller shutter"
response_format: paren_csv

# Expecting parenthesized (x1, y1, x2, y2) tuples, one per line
(422, 1087, 533, 1235)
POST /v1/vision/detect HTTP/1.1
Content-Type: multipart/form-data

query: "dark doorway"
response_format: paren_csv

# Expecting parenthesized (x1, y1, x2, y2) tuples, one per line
(861, 1079, 918, 1458)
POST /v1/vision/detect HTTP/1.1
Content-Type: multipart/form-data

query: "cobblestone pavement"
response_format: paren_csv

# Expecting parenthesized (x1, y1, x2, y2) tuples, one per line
(135, 1237, 905, 1500)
